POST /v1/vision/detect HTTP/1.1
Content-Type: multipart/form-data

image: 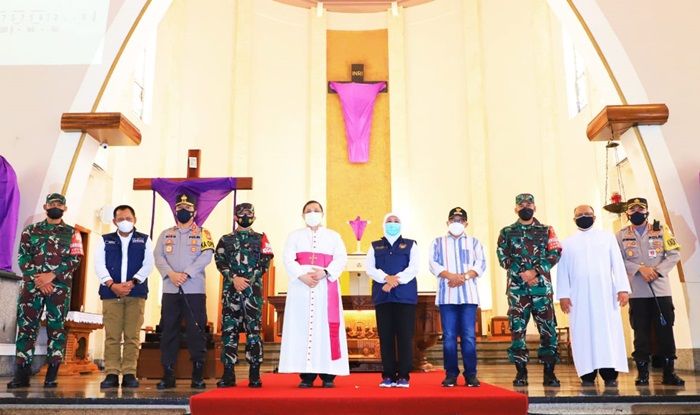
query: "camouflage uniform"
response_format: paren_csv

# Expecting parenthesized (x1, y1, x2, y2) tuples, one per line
(215, 229, 273, 366)
(15, 219, 83, 365)
(497, 217, 561, 364)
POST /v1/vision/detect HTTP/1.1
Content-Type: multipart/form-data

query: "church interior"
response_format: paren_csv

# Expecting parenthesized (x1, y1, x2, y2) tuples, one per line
(1, 0, 699, 414)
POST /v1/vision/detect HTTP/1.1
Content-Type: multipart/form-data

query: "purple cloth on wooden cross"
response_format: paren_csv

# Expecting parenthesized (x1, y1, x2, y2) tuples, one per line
(151, 178, 238, 226)
(330, 81, 386, 163)
(0, 156, 20, 272)
(349, 216, 368, 242)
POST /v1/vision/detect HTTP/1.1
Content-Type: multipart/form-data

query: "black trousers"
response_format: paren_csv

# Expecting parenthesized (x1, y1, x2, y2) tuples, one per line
(581, 368, 618, 382)
(160, 293, 208, 366)
(629, 296, 676, 362)
(300, 373, 335, 383)
(375, 302, 416, 380)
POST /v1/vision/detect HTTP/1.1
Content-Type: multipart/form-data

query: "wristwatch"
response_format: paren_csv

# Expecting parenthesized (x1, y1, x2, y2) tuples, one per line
(131, 278, 140, 286)
(324, 269, 330, 278)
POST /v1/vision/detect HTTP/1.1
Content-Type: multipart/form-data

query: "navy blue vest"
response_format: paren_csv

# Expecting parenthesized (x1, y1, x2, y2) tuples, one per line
(99, 230, 149, 300)
(371, 237, 417, 305)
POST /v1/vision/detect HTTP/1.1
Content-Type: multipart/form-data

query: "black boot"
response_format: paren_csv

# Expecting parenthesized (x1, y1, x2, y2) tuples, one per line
(635, 360, 649, 386)
(121, 374, 140, 388)
(43, 362, 60, 388)
(156, 365, 176, 390)
(661, 358, 685, 386)
(7, 363, 31, 389)
(100, 374, 119, 389)
(191, 361, 206, 389)
(512, 363, 528, 386)
(216, 365, 236, 388)
(248, 365, 262, 388)
(542, 362, 560, 387)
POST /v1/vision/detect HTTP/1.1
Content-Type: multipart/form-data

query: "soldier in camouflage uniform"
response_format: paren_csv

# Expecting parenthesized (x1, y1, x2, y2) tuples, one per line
(496, 193, 562, 387)
(7, 193, 83, 389)
(214, 203, 273, 388)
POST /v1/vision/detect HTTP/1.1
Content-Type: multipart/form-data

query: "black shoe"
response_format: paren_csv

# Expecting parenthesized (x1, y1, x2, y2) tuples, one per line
(635, 360, 649, 386)
(321, 381, 335, 388)
(661, 358, 685, 386)
(43, 363, 60, 388)
(191, 361, 206, 389)
(543, 362, 560, 387)
(217, 365, 236, 388)
(248, 365, 262, 388)
(512, 363, 528, 386)
(298, 381, 313, 388)
(581, 379, 595, 387)
(6, 364, 31, 389)
(121, 374, 140, 388)
(156, 365, 176, 390)
(604, 379, 618, 388)
(465, 374, 480, 387)
(100, 374, 119, 389)
(441, 376, 457, 387)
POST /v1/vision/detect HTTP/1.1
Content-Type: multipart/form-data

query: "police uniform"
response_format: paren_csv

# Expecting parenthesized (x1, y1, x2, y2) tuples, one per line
(214, 203, 273, 387)
(153, 193, 214, 389)
(8, 193, 83, 389)
(615, 197, 684, 385)
(496, 193, 561, 387)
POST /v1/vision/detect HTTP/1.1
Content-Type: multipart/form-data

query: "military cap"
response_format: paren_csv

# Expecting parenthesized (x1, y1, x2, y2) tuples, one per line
(515, 193, 535, 205)
(175, 192, 197, 208)
(46, 193, 66, 205)
(626, 197, 648, 209)
(448, 207, 468, 220)
(235, 202, 255, 217)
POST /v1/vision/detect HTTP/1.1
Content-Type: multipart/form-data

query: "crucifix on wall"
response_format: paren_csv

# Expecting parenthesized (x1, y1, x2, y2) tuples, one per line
(329, 64, 387, 163)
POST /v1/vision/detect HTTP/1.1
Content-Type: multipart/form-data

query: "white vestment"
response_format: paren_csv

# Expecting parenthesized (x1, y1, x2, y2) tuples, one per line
(278, 226, 349, 375)
(556, 228, 631, 376)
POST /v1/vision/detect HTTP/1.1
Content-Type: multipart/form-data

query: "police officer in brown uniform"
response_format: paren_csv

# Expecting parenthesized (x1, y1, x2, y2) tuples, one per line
(615, 197, 684, 386)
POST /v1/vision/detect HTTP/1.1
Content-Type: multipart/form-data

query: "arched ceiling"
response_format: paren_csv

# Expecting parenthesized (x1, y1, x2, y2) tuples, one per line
(274, 0, 433, 13)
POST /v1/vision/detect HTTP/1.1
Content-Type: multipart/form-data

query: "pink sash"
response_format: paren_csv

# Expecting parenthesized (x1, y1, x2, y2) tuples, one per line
(295, 252, 341, 360)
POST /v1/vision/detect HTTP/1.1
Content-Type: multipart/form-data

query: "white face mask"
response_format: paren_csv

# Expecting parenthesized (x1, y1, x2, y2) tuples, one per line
(304, 212, 323, 227)
(448, 222, 465, 236)
(117, 220, 134, 233)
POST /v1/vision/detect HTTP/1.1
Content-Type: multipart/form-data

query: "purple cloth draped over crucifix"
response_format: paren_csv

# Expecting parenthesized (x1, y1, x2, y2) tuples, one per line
(349, 216, 368, 242)
(151, 178, 238, 226)
(329, 81, 386, 163)
(0, 156, 20, 272)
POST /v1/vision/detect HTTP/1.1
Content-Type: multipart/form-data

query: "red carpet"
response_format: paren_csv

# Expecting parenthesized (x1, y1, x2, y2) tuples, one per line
(190, 372, 527, 415)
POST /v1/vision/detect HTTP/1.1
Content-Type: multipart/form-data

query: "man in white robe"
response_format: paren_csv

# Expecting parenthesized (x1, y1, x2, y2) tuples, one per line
(556, 205, 630, 387)
(279, 200, 349, 387)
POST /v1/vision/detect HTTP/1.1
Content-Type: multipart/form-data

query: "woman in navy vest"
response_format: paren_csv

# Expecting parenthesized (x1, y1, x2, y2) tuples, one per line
(365, 213, 419, 388)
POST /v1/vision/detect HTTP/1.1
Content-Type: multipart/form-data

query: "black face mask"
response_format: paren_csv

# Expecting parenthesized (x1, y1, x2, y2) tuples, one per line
(237, 216, 254, 228)
(629, 212, 648, 226)
(575, 216, 594, 230)
(518, 208, 534, 221)
(46, 207, 64, 220)
(176, 209, 193, 224)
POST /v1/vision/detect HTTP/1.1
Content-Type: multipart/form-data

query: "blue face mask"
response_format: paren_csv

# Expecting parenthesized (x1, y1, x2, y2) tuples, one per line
(385, 222, 401, 237)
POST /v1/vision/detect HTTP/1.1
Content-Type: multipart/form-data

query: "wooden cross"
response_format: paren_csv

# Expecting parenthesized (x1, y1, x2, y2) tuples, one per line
(132, 149, 252, 190)
(328, 63, 388, 93)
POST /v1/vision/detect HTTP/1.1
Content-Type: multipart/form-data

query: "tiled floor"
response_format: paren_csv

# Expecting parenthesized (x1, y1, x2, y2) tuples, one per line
(0, 363, 697, 414)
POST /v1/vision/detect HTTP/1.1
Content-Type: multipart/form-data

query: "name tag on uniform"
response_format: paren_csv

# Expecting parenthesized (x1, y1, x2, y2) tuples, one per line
(648, 249, 657, 258)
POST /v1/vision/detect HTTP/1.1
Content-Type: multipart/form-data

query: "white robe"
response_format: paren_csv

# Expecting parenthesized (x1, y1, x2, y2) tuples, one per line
(279, 226, 349, 375)
(556, 228, 631, 376)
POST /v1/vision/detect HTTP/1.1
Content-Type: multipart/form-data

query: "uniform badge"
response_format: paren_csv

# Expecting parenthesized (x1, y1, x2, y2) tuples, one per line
(165, 245, 173, 254)
(191, 246, 197, 253)
(399, 243, 407, 249)
(626, 249, 635, 257)
(648, 249, 657, 258)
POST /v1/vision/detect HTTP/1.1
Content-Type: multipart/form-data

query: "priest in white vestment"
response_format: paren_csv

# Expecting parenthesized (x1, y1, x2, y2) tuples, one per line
(279, 200, 349, 387)
(556, 205, 631, 387)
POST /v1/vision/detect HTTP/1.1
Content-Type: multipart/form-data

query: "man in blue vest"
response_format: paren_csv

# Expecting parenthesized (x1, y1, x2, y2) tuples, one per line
(94, 205, 154, 389)
(365, 212, 419, 388)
